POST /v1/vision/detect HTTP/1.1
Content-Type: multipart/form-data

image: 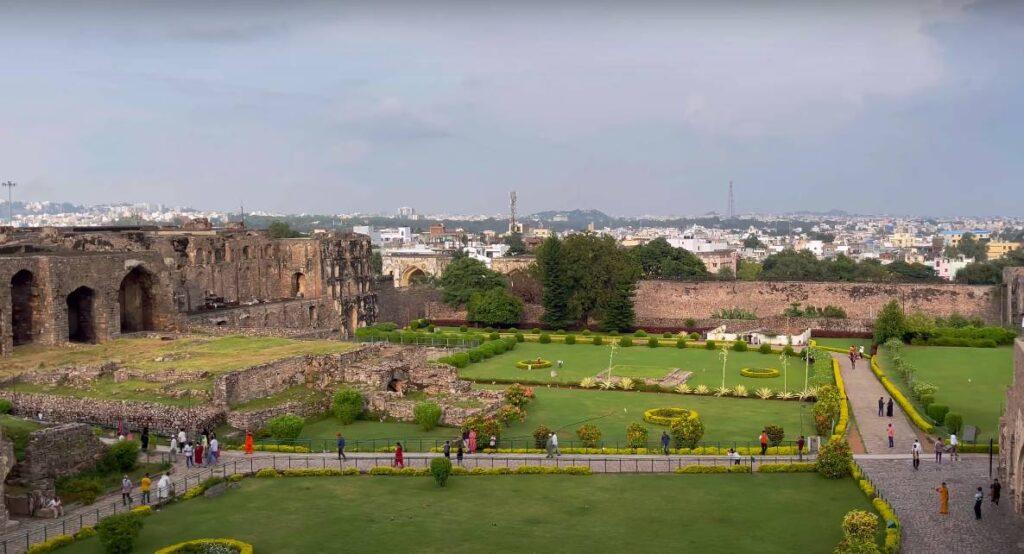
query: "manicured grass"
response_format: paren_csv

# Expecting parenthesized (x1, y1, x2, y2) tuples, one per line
(231, 385, 327, 412)
(296, 387, 814, 451)
(878, 345, 1013, 441)
(460, 342, 815, 391)
(814, 337, 873, 351)
(0, 414, 43, 460)
(61, 474, 871, 554)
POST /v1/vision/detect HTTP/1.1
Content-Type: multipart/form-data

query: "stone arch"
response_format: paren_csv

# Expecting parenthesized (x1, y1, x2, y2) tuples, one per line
(119, 266, 157, 333)
(66, 286, 96, 343)
(291, 272, 307, 298)
(10, 269, 38, 346)
(193, 248, 205, 266)
(242, 246, 251, 259)
(400, 266, 427, 287)
(346, 303, 359, 337)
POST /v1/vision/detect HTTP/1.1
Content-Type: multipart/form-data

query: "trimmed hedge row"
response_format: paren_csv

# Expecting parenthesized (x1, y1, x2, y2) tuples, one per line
(832, 359, 850, 441)
(870, 357, 933, 434)
(643, 407, 700, 426)
(739, 367, 780, 378)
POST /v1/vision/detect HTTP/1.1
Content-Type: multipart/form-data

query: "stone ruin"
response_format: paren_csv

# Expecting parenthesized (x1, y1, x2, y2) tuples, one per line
(4, 423, 105, 518)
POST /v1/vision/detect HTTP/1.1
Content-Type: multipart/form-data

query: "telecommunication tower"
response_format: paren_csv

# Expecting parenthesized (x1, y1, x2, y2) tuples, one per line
(727, 181, 735, 220)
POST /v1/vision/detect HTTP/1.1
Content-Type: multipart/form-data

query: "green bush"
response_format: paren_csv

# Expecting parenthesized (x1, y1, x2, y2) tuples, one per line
(782, 346, 795, 357)
(531, 328, 542, 334)
(467, 349, 484, 363)
(676, 338, 687, 349)
(609, 330, 620, 336)
(266, 414, 305, 440)
(564, 335, 576, 345)
(332, 387, 364, 424)
(816, 438, 852, 479)
(919, 394, 935, 407)
(688, 332, 700, 340)
(459, 325, 468, 332)
(533, 426, 552, 449)
(634, 330, 647, 337)
(705, 340, 716, 350)
(539, 334, 551, 344)
(581, 329, 591, 335)
(763, 424, 784, 447)
(944, 413, 963, 434)
(670, 416, 705, 449)
(100, 441, 140, 473)
(684, 318, 697, 328)
(926, 404, 949, 423)
(488, 332, 500, 341)
(430, 456, 453, 487)
(57, 476, 103, 505)
(413, 402, 443, 431)
(96, 512, 144, 554)
(592, 336, 604, 346)
(575, 424, 602, 448)
(758, 344, 772, 354)
(647, 337, 659, 348)
(0, 399, 11, 414)
(626, 423, 648, 449)
(662, 332, 673, 338)
(515, 332, 525, 342)
(732, 341, 748, 352)
(619, 337, 633, 347)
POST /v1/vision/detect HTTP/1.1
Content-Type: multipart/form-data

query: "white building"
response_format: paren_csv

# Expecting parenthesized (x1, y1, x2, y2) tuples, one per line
(933, 256, 974, 281)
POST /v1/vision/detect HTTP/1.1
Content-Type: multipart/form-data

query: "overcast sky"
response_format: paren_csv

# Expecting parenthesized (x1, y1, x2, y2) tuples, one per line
(1, 1, 1021, 217)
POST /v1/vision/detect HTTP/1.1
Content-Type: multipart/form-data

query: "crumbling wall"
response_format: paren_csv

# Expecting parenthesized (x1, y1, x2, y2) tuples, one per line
(0, 392, 224, 434)
(16, 423, 105, 486)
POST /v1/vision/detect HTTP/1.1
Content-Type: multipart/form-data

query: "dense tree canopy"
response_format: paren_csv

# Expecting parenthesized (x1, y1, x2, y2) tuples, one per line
(955, 249, 1024, 284)
(437, 252, 507, 307)
(760, 250, 941, 283)
(630, 238, 708, 280)
(467, 288, 523, 326)
(267, 221, 303, 239)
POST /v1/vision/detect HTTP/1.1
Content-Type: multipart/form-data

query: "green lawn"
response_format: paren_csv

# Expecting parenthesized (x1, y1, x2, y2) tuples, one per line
(878, 345, 1013, 441)
(460, 342, 817, 391)
(296, 387, 814, 451)
(62, 474, 872, 554)
(813, 337, 873, 351)
(0, 414, 43, 459)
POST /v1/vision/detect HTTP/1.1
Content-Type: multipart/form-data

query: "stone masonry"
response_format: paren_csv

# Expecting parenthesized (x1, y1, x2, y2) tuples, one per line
(998, 339, 1024, 514)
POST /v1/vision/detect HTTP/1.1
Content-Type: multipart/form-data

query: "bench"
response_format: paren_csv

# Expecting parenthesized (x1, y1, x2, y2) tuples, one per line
(962, 425, 978, 443)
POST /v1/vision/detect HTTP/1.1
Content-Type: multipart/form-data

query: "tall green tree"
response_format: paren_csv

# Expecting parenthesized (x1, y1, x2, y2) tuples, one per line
(437, 252, 507, 307)
(467, 288, 523, 326)
(267, 221, 303, 239)
(601, 281, 636, 332)
(631, 237, 707, 279)
(873, 300, 906, 344)
(504, 232, 527, 255)
(736, 260, 762, 281)
(536, 237, 574, 329)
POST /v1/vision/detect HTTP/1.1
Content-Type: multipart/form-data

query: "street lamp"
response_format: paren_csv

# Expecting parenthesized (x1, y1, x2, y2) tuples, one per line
(1, 181, 16, 226)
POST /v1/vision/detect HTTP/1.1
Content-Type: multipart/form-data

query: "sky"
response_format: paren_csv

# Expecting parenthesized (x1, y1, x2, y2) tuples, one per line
(0, 0, 1022, 217)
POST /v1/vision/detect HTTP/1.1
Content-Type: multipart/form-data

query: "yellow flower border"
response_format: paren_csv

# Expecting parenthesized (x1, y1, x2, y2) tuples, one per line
(155, 538, 254, 554)
(643, 407, 700, 426)
(515, 359, 553, 370)
(739, 367, 780, 378)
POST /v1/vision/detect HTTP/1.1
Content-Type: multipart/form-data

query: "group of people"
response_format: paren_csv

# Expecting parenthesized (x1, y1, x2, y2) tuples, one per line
(936, 479, 1001, 520)
(119, 471, 173, 507)
(908, 435, 960, 468)
(848, 345, 866, 368)
(170, 428, 220, 468)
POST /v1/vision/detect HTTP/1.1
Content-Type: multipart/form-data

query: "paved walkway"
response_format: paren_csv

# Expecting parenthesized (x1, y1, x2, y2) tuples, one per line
(835, 353, 921, 453)
(859, 457, 1024, 554)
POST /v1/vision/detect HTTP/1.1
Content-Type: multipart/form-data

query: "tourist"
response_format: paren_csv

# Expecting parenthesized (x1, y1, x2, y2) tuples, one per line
(443, 440, 451, 459)
(551, 431, 560, 456)
(468, 428, 478, 454)
(887, 423, 895, 448)
(848, 347, 856, 369)
(194, 441, 204, 468)
(141, 426, 150, 451)
(912, 440, 921, 470)
(336, 433, 347, 460)
(157, 473, 171, 504)
(47, 497, 63, 517)
(121, 475, 133, 506)
(661, 431, 671, 455)
(169, 436, 178, 460)
(177, 429, 187, 451)
(991, 478, 1001, 505)
(974, 487, 984, 520)
(462, 428, 470, 451)
(949, 433, 958, 461)
(393, 442, 404, 468)
(886, 398, 893, 418)
(244, 430, 254, 456)
(489, 434, 497, 450)
(456, 442, 464, 465)
(878, 397, 884, 417)
(727, 448, 741, 465)
(183, 441, 194, 468)
(210, 434, 220, 463)
(796, 435, 806, 461)
(935, 438, 944, 464)
(140, 472, 152, 505)
(759, 430, 769, 455)
(545, 433, 555, 459)
(936, 482, 949, 515)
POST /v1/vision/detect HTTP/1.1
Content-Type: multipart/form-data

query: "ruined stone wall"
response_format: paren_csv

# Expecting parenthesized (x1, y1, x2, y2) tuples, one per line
(15, 423, 105, 486)
(0, 392, 224, 434)
(1005, 267, 1024, 329)
(999, 340, 1024, 514)
(376, 282, 442, 327)
(183, 298, 335, 330)
(226, 398, 331, 431)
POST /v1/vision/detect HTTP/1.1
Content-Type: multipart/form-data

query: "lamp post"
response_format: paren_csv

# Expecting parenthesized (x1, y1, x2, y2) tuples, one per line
(1, 181, 16, 225)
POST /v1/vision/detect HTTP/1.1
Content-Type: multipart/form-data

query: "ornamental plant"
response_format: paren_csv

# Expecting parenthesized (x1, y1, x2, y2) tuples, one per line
(539, 333, 552, 344)
(496, 405, 526, 425)
(266, 414, 305, 440)
(670, 416, 705, 449)
(592, 335, 604, 346)
(626, 423, 649, 449)
(758, 343, 772, 354)
(763, 424, 784, 446)
(97, 512, 144, 554)
(576, 424, 602, 448)
(647, 337, 659, 348)
(504, 383, 532, 408)
(430, 456, 453, 487)
(413, 402, 442, 431)
(944, 413, 963, 434)
(816, 438, 853, 479)
(705, 340, 716, 350)
(100, 441, 140, 473)
(732, 341, 748, 352)
(619, 337, 633, 347)
(332, 387, 364, 424)
(565, 334, 576, 345)
(836, 510, 881, 554)
(676, 338, 687, 349)
(533, 426, 552, 449)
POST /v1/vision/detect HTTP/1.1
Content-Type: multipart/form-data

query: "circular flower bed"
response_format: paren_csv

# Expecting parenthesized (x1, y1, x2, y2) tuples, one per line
(155, 539, 254, 554)
(740, 367, 781, 378)
(516, 359, 553, 370)
(643, 407, 700, 426)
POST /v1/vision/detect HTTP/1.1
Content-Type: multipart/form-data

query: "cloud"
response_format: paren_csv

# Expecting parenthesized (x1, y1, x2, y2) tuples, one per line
(333, 98, 454, 142)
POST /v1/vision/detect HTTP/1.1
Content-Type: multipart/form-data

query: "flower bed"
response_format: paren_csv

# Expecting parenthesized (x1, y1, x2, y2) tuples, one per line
(643, 407, 700, 426)
(155, 538, 254, 554)
(739, 367, 780, 378)
(515, 359, 553, 370)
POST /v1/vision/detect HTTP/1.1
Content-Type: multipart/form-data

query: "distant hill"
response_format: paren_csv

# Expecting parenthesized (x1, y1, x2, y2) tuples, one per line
(526, 209, 612, 226)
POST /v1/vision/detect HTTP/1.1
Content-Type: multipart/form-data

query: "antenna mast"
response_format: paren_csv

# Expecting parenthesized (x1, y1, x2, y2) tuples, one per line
(509, 190, 518, 234)
(727, 181, 735, 220)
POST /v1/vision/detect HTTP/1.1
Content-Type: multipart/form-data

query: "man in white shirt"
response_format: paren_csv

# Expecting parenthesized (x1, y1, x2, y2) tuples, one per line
(949, 434, 958, 461)
(550, 432, 560, 456)
(177, 429, 187, 451)
(911, 440, 921, 470)
(156, 473, 172, 504)
(210, 437, 220, 463)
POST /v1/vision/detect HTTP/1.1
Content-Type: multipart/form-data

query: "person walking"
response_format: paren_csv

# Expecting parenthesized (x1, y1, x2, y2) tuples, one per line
(194, 441, 204, 468)
(468, 429, 478, 454)
(121, 475, 133, 506)
(991, 478, 1002, 505)
(887, 424, 895, 448)
(551, 431, 561, 456)
(858, 345, 865, 359)
(949, 433, 958, 461)
(912, 440, 921, 470)
(661, 431, 671, 455)
(935, 438, 945, 464)
(456, 442, 464, 465)
(169, 436, 178, 461)
(878, 397, 884, 417)
(156, 473, 171, 505)
(796, 435, 806, 461)
(209, 434, 220, 464)
(849, 347, 857, 369)
(974, 487, 984, 520)
(183, 441, 194, 469)
(937, 482, 949, 515)
(141, 426, 150, 452)
(244, 430, 254, 456)
(759, 431, 769, 455)
(140, 473, 152, 505)
(336, 433, 347, 460)
(545, 433, 555, 459)
(393, 442, 404, 468)
(443, 440, 451, 459)
(886, 398, 893, 418)
(177, 429, 187, 452)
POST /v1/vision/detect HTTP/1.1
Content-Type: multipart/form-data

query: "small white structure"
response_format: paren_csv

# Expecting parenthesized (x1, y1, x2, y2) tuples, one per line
(707, 325, 811, 347)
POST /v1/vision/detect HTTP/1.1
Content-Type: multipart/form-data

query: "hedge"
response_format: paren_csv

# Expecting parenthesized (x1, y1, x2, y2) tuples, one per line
(739, 367, 780, 378)
(832, 359, 850, 440)
(675, 465, 750, 474)
(643, 407, 699, 426)
(434, 446, 799, 456)
(870, 357, 933, 433)
(757, 463, 816, 473)
(155, 539, 255, 554)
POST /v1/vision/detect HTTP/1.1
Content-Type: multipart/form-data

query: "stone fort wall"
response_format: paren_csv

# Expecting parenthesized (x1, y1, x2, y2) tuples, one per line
(0, 392, 225, 434)
(999, 340, 1024, 514)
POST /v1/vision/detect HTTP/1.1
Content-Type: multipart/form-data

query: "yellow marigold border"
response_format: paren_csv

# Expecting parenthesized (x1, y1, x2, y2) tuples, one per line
(643, 407, 700, 426)
(155, 538, 254, 554)
(739, 367, 780, 378)
(515, 359, 553, 370)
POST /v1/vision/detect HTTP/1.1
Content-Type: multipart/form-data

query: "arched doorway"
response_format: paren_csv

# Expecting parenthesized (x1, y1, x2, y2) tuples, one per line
(119, 267, 156, 333)
(11, 270, 37, 346)
(401, 267, 426, 287)
(67, 287, 96, 343)
(347, 304, 359, 337)
(291, 273, 307, 298)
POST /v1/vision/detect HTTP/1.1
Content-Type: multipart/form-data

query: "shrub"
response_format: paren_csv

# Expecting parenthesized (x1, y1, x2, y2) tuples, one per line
(609, 330, 620, 336)
(467, 349, 484, 363)
(58, 476, 104, 505)
(837, 510, 882, 554)
(413, 402, 443, 431)
(782, 345, 795, 357)
(732, 341, 748, 352)
(705, 340, 716, 350)
(539, 333, 551, 344)
(496, 404, 526, 425)
(926, 404, 949, 423)
(816, 438, 852, 479)
(919, 393, 935, 407)
(763, 424, 785, 447)
(647, 337, 659, 348)
(532, 426, 552, 449)
(626, 423, 649, 449)
(684, 318, 697, 328)
(255, 467, 281, 478)
(564, 334, 576, 345)
(97, 512, 144, 554)
(266, 414, 305, 440)
(515, 332, 525, 342)
(619, 337, 633, 347)
(504, 384, 532, 408)
(27, 535, 74, 554)
(670, 416, 705, 449)
(676, 338, 687, 349)
(592, 336, 604, 346)
(100, 441, 140, 473)
(944, 412, 963, 434)
(531, 328, 542, 334)
(576, 424, 602, 448)
(634, 329, 647, 337)
(758, 344, 772, 354)
(332, 387, 364, 424)
(430, 456, 453, 487)
(0, 399, 11, 414)
(459, 325, 468, 332)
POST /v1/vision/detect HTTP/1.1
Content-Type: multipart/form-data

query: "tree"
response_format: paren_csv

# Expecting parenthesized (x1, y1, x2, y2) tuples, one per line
(536, 237, 574, 329)
(467, 288, 523, 326)
(760, 249, 826, 281)
(886, 261, 939, 282)
(873, 300, 906, 344)
(370, 251, 383, 275)
(267, 220, 302, 239)
(631, 237, 707, 279)
(736, 260, 762, 281)
(437, 252, 507, 307)
(716, 266, 735, 280)
(742, 234, 765, 249)
(600, 281, 636, 332)
(504, 232, 527, 255)
(957, 232, 987, 261)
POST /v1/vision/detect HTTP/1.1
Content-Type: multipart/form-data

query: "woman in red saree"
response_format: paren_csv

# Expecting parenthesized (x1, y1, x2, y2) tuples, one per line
(244, 431, 254, 455)
(468, 429, 477, 453)
(194, 443, 204, 467)
(393, 442, 404, 468)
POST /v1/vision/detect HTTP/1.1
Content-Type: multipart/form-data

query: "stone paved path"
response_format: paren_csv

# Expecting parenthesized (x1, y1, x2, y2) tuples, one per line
(858, 457, 1024, 554)
(835, 353, 921, 453)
